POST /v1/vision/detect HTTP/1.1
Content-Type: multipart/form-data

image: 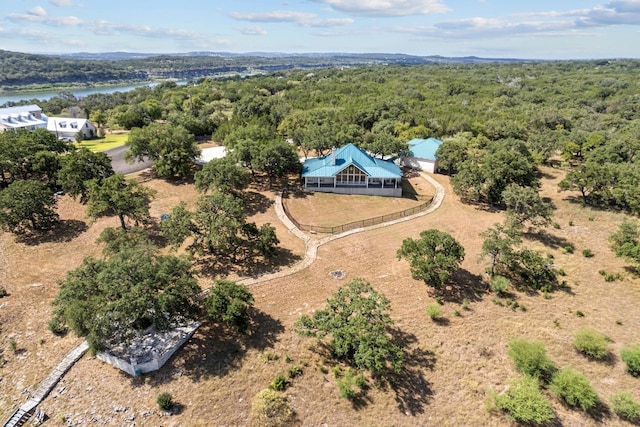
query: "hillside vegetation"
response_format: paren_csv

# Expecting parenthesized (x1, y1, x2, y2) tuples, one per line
(1, 60, 640, 426)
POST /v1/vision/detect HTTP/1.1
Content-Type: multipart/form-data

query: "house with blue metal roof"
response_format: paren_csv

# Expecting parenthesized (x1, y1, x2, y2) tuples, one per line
(301, 143, 403, 197)
(401, 137, 443, 173)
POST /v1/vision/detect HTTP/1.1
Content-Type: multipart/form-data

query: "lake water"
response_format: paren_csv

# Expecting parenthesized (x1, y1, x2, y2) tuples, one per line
(0, 81, 187, 106)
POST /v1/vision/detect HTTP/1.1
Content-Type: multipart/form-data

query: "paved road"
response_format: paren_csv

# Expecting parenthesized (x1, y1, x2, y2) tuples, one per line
(105, 145, 154, 175)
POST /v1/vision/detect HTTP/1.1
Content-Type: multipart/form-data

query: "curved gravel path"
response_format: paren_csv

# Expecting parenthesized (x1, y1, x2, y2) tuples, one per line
(238, 172, 445, 286)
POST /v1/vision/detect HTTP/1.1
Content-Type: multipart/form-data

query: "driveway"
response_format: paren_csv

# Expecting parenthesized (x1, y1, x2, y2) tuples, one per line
(106, 145, 154, 175)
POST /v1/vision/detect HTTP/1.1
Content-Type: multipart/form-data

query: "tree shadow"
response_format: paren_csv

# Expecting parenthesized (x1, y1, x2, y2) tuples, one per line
(193, 246, 302, 280)
(17, 219, 88, 246)
(387, 327, 436, 415)
(283, 187, 309, 200)
(243, 191, 273, 215)
(132, 308, 284, 386)
(234, 247, 302, 278)
(524, 230, 572, 250)
(431, 269, 486, 304)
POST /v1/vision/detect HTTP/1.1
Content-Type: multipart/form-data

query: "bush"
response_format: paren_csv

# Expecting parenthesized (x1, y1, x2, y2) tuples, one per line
(269, 374, 290, 391)
(426, 303, 441, 320)
(508, 339, 557, 382)
(0, 286, 7, 298)
(493, 376, 555, 425)
(336, 368, 367, 399)
(550, 367, 599, 411)
(621, 345, 640, 376)
(250, 389, 295, 427)
(287, 365, 303, 379)
(610, 392, 640, 423)
(574, 328, 609, 360)
(47, 317, 67, 336)
(490, 275, 510, 295)
(157, 392, 174, 411)
(582, 249, 594, 258)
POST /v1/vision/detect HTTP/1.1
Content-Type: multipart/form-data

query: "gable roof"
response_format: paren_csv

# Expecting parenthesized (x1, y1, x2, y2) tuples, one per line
(46, 117, 93, 132)
(302, 143, 402, 179)
(0, 105, 42, 116)
(406, 138, 443, 161)
(0, 104, 47, 129)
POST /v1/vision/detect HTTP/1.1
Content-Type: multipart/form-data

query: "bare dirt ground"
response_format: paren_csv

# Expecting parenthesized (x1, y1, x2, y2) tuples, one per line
(1, 167, 639, 426)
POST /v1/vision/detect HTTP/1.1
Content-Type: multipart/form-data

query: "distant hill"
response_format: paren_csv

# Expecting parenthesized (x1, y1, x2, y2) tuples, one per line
(1, 49, 531, 90)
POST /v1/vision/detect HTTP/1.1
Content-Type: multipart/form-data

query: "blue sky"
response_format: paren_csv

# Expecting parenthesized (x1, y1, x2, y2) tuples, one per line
(1, 0, 639, 59)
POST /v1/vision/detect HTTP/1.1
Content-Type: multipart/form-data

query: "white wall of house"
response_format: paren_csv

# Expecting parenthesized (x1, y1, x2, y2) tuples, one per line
(402, 157, 438, 174)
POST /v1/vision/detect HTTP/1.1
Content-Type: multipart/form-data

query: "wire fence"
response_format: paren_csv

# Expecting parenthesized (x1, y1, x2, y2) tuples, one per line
(282, 189, 434, 234)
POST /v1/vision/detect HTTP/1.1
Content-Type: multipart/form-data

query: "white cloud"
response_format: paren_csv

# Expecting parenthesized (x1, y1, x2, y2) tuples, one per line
(49, 0, 76, 6)
(229, 10, 353, 28)
(307, 18, 354, 27)
(28, 6, 47, 17)
(229, 11, 316, 23)
(311, 0, 450, 17)
(237, 25, 268, 36)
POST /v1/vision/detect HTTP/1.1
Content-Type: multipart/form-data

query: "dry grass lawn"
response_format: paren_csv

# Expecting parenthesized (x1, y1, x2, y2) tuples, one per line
(1, 167, 640, 426)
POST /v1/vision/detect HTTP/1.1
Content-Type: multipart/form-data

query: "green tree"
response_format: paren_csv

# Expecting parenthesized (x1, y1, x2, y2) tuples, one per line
(57, 148, 114, 203)
(609, 219, 640, 268)
(0, 128, 72, 185)
(253, 140, 301, 187)
(295, 278, 404, 378)
(126, 123, 201, 179)
(86, 174, 156, 230)
(161, 192, 276, 263)
(0, 180, 59, 234)
(50, 245, 202, 353)
(89, 109, 107, 132)
(205, 280, 254, 332)
(502, 184, 553, 230)
(435, 134, 470, 175)
(481, 223, 521, 277)
(397, 229, 465, 288)
(194, 157, 252, 194)
(558, 162, 613, 207)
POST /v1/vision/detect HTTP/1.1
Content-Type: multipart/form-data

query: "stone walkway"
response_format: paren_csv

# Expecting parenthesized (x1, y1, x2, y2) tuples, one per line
(238, 172, 445, 286)
(3, 341, 89, 427)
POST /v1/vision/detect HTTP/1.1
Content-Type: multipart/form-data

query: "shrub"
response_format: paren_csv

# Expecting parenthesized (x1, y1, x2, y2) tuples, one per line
(426, 303, 442, 320)
(576, 310, 585, 317)
(621, 345, 640, 376)
(462, 298, 470, 310)
(610, 392, 640, 423)
(574, 328, 609, 360)
(157, 392, 174, 411)
(9, 339, 17, 353)
(0, 286, 7, 298)
(269, 374, 290, 391)
(336, 368, 367, 399)
(287, 365, 303, 379)
(493, 376, 555, 425)
(562, 244, 574, 254)
(250, 389, 295, 427)
(582, 249, 594, 258)
(490, 275, 510, 295)
(508, 339, 557, 382)
(47, 317, 67, 336)
(550, 367, 599, 411)
(263, 352, 279, 362)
